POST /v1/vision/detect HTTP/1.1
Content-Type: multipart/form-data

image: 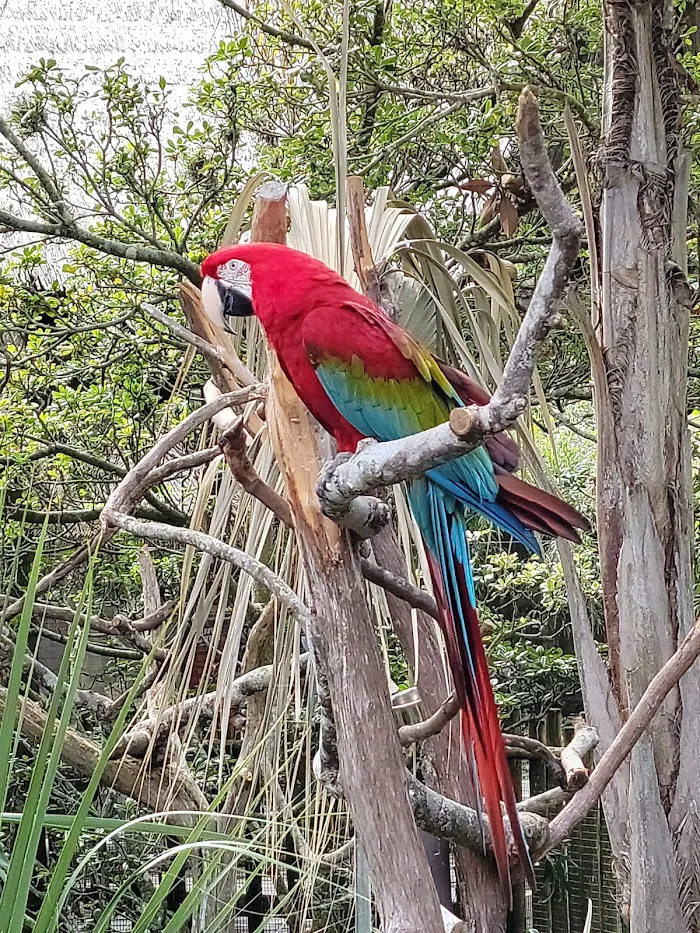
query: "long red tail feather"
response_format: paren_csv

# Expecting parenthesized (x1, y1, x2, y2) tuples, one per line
(425, 552, 534, 899)
(496, 472, 591, 542)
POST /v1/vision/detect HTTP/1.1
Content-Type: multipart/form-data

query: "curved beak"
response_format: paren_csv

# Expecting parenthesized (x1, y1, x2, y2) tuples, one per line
(201, 276, 254, 332)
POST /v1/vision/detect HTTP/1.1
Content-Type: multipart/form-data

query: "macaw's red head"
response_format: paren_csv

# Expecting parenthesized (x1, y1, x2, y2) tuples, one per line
(200, 242, 354, 338)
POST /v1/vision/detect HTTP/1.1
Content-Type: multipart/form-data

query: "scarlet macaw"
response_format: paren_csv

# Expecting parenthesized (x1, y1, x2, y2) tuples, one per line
(201, 242, 589, 889)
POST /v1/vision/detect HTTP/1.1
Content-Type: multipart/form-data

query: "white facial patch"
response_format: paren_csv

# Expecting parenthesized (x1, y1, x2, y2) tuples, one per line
(201, 274, 225, 329)
(218, 258, 252, 298)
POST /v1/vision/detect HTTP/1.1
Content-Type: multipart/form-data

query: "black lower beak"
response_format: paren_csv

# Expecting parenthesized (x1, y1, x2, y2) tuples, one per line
(218, 280, 254, 326)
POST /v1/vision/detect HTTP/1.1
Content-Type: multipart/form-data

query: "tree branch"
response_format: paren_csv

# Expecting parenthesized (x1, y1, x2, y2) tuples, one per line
(101, 512, 309, 628)
(143, 302, 241, 376)
(0, 208, 201, 284)
(102, 385, 264, 517)
(399, 695, 460, 746)
(0, 687, 200, 812)
(407, 772, 550, 861)
(1, 441, 186, 523)
(215, 0, 315, 49)
(503, 733, 567, 786)
(218, 421, 294, 526)
(317, 88, 583, 533)
(7, 504, 187, 526)
(213, 400, 441, 618)
(540, 615, 700, 856)
(112, 653, 310, 760)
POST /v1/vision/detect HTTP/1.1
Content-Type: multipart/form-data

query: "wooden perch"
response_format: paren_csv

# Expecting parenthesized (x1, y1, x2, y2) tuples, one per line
(407, 772, 550, 860)
(560, 722, 599, 792)
(503, 733, 567, 787)
(316, 88, 583, 535)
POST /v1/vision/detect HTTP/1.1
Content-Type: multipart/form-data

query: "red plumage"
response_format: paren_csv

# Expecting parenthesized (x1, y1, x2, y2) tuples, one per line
(201, 243, 590, 893)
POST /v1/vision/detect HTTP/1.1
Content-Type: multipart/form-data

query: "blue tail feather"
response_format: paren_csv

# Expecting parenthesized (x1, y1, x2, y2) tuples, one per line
(427, 465, 540, 554)
(409, 476, 535, 893)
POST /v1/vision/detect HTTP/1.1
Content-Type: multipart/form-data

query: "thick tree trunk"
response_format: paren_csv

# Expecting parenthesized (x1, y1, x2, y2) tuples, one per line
(588, 1, 698, 929)
(267, 365, 444, 933)
(372, 530, 508, 933)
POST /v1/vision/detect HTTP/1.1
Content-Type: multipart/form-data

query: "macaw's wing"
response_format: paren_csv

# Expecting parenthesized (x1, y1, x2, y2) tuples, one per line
(300, 301, 500, 506)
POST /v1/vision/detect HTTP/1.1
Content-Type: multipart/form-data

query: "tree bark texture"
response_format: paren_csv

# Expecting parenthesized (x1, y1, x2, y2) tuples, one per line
(590, 2, 698, 929)
(267, 365, 445, 933)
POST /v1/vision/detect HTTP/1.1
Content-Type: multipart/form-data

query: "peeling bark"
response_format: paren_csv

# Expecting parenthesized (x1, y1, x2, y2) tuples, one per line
(590, 0, 697, 928)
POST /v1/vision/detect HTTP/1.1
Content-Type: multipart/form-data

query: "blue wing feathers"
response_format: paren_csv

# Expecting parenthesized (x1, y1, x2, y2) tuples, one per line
(315, 360, 539, 552)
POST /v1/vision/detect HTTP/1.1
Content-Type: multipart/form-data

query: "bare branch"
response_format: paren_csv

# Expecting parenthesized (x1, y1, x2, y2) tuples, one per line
(0, 687, 200, 812)
(503, 733, 566, 787)
(0, 208, 201, 283)
(0, 536, 106, 625)
(147, 447, 219, 486)
(214, 413, 440, 618)
(218, 421, 294, 526)
(7, 504, 187, 526)
(1, 441, 185, 523)
(102, 385, 264, 517)
(560, 722, 599, 792)
(215, 0, 315, 49)
(518, 786, 570, 816)
(101, 512, 310, 628)
(399, 695, 460, 745)
(143, 303, 238, 373)
(407, 772, 550, 860)
(541, 615, 700, 856)
(113, 653, 310, 760)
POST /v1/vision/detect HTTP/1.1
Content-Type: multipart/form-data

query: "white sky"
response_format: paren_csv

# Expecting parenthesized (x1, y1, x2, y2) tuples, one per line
(1, 0, 233, 109)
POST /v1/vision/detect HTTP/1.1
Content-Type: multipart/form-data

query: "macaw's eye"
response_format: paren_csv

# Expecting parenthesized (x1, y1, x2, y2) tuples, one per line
(218, 258, 252, 298)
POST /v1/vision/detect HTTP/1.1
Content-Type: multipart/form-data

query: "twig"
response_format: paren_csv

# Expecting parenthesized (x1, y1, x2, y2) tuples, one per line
(1, 441, 184, 522)
(147, 448, 219, 486)
(179, 281, 259, 391)
(35, 627, 144, 661)
(399, 695, 460, 745)
(317, 88, 583, 534)
(216, 0, 315, 49)
(360, 559, 439, 620)
(0, 536, 105, 625)
(143, 303, 237, 373)
(101, 512, 310, 628)
(218, 422, 294, 526)
(101, 385, 264, 517)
